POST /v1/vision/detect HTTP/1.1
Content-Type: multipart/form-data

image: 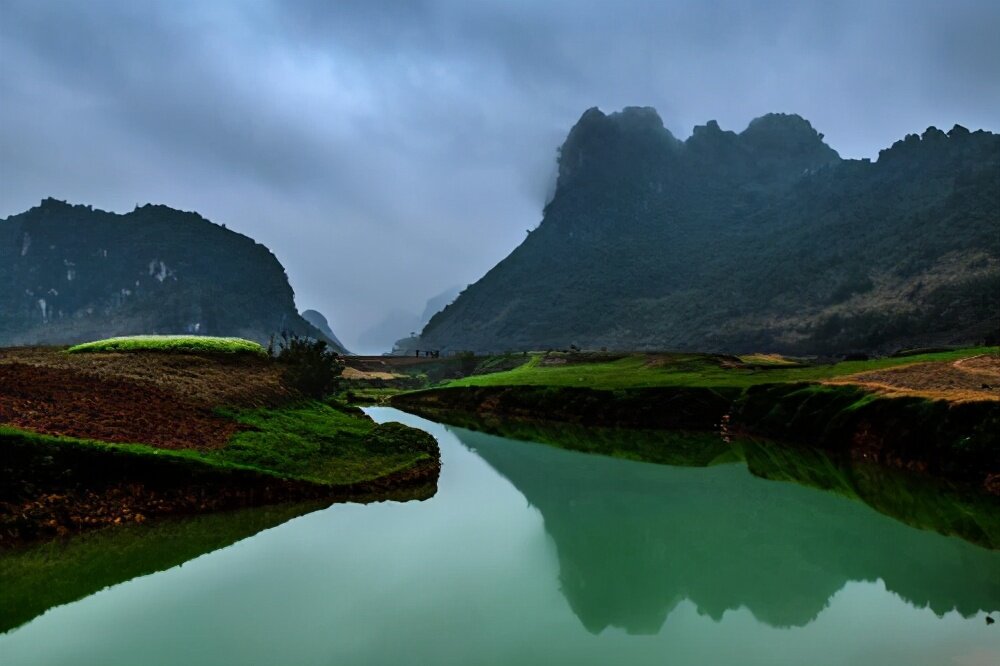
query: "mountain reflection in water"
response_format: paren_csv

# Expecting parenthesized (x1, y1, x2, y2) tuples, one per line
(449, 425, 1000, 634)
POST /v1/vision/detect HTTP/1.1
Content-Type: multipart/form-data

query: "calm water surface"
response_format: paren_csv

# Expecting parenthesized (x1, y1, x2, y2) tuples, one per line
(1, 407, 998, 665)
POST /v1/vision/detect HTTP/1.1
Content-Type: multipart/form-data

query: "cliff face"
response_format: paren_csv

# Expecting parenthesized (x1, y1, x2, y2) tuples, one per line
(420, 108, 999, 354)
(0, 199, 345, 351)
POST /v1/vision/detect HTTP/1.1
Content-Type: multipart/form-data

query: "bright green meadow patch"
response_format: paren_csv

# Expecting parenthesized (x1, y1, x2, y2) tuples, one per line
(442, 347, 997, 390)
(67, 335, 266, 357)
(216, 401, 435, 485)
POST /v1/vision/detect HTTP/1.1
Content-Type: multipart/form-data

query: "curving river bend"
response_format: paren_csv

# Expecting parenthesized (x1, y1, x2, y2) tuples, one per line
(1, 407, 998, 665)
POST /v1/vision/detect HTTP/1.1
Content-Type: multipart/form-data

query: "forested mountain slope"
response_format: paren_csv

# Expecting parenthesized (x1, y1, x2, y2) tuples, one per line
(421, 108, 999, 354)
(0, 199, 345, 351)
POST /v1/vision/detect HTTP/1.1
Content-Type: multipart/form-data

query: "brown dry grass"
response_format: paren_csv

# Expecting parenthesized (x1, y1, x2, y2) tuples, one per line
(825, 353, 1000, 402)
(342, 367, 404, 381)
(0, 362, 242, 449)
(0, 347, 293, 408)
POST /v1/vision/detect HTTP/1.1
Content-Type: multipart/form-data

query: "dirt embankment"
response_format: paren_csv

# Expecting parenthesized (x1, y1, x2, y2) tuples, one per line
(2, 428, 440, 545)
(391, 384, 738, 431)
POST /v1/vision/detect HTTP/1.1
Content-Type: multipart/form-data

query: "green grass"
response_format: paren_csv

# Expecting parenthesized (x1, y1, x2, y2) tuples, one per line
(3, 400, 435, 489)
(341, 387, 408, 404)
(216, 401, 434, 485)
(67, 335, 266, 357)
(1, 426, 270, 477)
(441, 347, 997, 391)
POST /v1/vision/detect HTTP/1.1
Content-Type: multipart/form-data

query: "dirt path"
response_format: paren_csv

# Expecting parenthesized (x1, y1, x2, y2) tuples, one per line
(825, 353, 1000, 402)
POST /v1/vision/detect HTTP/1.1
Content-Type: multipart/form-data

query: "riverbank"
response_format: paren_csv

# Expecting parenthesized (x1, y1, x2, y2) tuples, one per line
(0, 346, 440, 546)
(390, 348, 1000, 494)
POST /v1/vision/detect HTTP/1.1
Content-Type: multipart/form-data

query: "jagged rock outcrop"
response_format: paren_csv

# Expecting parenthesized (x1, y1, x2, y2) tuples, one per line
(0, 199, 345, 350)
(420, 108, 999, 354)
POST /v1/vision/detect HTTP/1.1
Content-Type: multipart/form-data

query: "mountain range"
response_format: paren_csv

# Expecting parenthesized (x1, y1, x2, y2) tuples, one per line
(0, 199, 346, 352)
(419, 108, 999, 355)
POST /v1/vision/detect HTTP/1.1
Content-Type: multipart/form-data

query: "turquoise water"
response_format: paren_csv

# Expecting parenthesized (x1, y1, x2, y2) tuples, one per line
(1, 407, 998, 665)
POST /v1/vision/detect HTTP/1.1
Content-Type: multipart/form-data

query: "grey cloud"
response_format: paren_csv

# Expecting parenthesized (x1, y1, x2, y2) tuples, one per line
(2, 0, 998, 352)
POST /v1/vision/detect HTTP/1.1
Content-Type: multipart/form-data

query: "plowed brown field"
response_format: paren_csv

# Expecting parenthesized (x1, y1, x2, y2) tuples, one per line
(0, 363, 242, 450)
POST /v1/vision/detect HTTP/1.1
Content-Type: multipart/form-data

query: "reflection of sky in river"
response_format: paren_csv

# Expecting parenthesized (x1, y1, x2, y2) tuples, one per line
(1, 408, 997, 666)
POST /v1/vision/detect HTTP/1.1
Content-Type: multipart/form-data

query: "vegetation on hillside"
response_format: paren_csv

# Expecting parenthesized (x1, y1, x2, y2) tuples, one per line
(0, 199, 345, 350)
(273, 332, 345, 397)
(420, 109, 999, 355)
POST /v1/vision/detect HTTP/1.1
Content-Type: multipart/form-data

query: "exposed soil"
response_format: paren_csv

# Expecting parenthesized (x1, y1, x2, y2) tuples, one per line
(342, 366, 405, 381)
(0, 347, 293, 408)
(539, 351, 629, 366)
(347, 355, 458, 370)
(0, 363, 242, 450)
(825, 354, 1000, 402)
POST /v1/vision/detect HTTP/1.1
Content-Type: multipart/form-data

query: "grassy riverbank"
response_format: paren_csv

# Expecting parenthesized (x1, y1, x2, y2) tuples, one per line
(443, 347, 998, 393)
(392, 347, 1000, 494)
(1, 344, 439, 545)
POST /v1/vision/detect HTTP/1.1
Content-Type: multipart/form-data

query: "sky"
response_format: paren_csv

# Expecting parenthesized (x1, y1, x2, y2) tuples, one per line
(2, 0, 999, 353)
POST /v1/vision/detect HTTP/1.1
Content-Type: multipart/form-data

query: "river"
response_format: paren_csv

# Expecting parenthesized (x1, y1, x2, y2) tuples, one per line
(1, 407, 998, 665)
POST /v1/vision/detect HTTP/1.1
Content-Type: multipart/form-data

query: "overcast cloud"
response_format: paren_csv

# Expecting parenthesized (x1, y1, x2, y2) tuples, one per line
(2, 0, 998, 352)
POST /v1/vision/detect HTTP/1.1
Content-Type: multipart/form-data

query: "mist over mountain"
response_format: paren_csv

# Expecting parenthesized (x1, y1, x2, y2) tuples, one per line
(0, 199, 346, 351)
(356, 285, 463, 355)
(420, 108, 1000, 354)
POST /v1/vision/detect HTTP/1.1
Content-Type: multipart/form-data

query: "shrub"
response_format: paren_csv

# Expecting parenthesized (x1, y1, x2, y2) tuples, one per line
(274, 332, 344, 398)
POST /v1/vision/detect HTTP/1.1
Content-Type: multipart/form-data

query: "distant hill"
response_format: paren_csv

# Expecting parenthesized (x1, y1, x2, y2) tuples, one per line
(420, 108, 1000, 355)
(301, 309, 350, 354)
(0, 199, 346, 351)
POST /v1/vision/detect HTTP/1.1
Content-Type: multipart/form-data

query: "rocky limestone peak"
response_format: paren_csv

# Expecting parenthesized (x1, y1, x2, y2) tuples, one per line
(738, 112, 840, 170)
(556, 106, 679, 190)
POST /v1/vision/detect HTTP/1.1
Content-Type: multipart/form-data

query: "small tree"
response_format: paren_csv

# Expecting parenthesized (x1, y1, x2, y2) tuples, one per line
(274, 331, 344, 398)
